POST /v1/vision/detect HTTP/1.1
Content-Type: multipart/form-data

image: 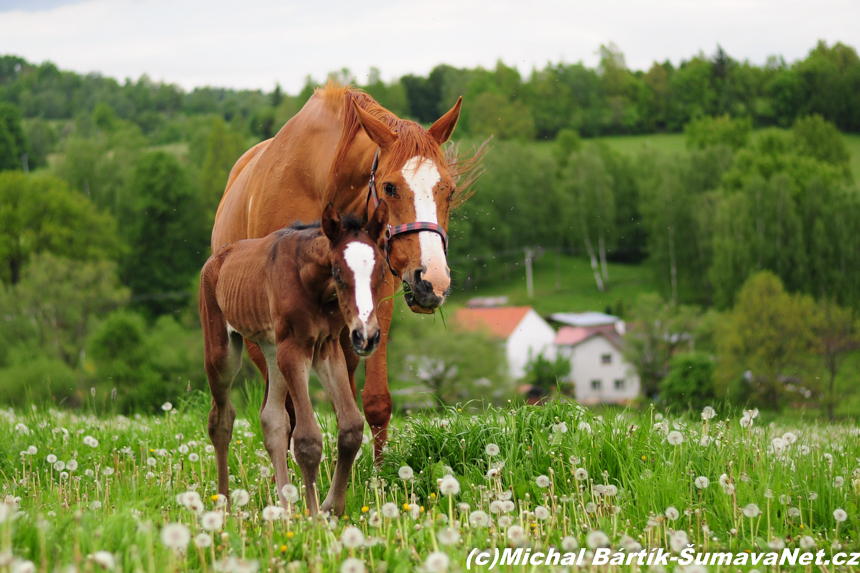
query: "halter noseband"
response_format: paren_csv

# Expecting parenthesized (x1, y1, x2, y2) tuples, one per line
(365, 149, 449, 277)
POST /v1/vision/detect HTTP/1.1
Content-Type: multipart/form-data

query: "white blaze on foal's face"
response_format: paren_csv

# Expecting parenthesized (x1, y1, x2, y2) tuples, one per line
(401, 157, 448, 279)
(343, 241, 376, 328)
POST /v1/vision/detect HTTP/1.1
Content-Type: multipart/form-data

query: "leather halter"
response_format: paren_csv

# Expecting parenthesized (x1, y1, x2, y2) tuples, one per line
(365, 149, 449, 276)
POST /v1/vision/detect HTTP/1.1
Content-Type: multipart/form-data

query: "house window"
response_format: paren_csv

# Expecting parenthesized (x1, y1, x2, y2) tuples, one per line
(591, 379, 601, 390)
(614, 379, 625, 390)
(601, 353, 612, 365)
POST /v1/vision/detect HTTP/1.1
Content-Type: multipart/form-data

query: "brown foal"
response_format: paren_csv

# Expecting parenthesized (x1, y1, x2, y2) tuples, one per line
(199, 202, 389, 516)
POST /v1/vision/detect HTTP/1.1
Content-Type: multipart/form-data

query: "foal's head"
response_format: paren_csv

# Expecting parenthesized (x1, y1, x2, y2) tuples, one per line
(321, 202, 389, 357)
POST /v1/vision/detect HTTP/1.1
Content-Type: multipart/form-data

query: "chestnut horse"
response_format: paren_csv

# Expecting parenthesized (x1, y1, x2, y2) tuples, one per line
(212, 82, 481, 457)
(201, 203, 389, 516)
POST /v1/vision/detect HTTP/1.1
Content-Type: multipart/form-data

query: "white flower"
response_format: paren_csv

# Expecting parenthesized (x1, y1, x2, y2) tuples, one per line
(534, 506, 550, 520)
(160, 523, 190, 550)
(535, 475, 551, 488)
(146, 458, 156, 467)
(743, 503, 761, 518)
(46, 454, 57, 464)
(665, 507, 680, 521)
(66, 460, 78, 472)
(701, 406, 716, 420)
(340, 557, 365, 573)
(578, 421, 592, 434)
(341, 526, 364, 549)
(437, 527, 460, 546)
(586, 530, 610, 549)
(439, 476, 460, 496)
(485, 443, 500, 456)
(834, 476, 845, 488)
(397, 466, 414, 480)
(553, 422, 568, 434)
(381, 502, 399, 519)
(194, 533, 213, 548)
(497, 516, 513, 528)
(507, 525, 526, 544)
(739, 416, 753, 428)
(834, 508, 848, 522)
(26, 446, 37, 455)
(667, 431, 684, 446)
(800, 535, 816, 549)
(469, 510, 489, 527)
(92, 551, 115, 570)
(574, 468, 588, 481)
(54, 461, 65, 472)
(262, 506, 283, 521)
(424, 552, 450, 573)
(201, 511, 223, 531)
(188, 453, 199, 463)
(230, 489, 250, 507)
(603, 485, 618, 496)
(83, 436, 98, 448)
(669, 530, 688, 553)
(282, 484, 299, 503)
(12, 560, 36, 573)
(694, 476, 710, 489)
(178, 491, 202, 512)
(561, 536, 579, 551)
(162, 402, 172, 412)
(782, 432, 797, 444)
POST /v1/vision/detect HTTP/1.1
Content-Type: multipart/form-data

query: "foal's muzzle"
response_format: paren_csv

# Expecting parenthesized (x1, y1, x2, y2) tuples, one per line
(351, 328, 381, 357)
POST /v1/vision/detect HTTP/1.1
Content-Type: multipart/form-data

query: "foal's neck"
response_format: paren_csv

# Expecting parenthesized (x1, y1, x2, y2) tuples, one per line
(294, 233, 335, 300)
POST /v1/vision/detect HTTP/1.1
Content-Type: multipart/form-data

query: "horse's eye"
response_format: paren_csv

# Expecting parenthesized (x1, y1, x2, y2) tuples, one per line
(383, 183, 397, 197)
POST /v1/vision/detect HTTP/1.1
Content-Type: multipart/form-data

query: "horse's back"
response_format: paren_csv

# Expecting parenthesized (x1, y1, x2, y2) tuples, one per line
(211, 93, 345, 253)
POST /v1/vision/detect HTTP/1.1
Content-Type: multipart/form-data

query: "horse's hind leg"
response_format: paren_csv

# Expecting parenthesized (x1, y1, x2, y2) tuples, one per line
(200, 279, 243, 499)
(317, 342, 364, 516)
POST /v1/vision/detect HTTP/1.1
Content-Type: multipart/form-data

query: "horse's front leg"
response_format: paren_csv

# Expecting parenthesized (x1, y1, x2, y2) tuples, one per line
(272, 340, 322, 516)
(362, 275, 394, 460)
(316, 341, 364, 516)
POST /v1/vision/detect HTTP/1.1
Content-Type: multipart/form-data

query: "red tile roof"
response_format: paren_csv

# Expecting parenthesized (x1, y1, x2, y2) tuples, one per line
(555, 324, 624, 349)
(454, 306, 532, 339)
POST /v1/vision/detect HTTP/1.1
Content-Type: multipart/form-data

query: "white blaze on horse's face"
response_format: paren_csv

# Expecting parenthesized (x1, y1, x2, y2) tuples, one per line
(343, 241, 376, 332)
(401, 156, 449, 294)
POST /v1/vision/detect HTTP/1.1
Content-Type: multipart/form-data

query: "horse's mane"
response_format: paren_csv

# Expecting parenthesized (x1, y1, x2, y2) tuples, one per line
(287, 214, 364, 234)
(316, 80, 489, 211)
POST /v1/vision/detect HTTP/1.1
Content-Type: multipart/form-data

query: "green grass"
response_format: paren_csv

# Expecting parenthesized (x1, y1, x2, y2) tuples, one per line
(1, 398, 858, 571)
(451, 253, 659, 315)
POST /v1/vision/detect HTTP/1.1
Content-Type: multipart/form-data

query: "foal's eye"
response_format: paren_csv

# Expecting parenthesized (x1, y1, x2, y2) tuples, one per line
(383, 183, 397, 197)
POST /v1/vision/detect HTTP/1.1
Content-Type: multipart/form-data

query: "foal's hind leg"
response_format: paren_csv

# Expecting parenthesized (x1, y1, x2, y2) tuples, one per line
(317, 341, 364, 516)
(201, 293, 243, 499)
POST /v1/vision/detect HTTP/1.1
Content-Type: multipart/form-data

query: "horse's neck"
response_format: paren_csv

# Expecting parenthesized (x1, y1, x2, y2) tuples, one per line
(294, 234, 335, 301)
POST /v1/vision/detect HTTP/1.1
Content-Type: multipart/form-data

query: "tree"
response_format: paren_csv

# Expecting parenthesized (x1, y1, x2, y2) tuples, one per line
(200, 118, 248, 226)
(522, 352, 571, 393)
(13, 253, 129, 367)
(684, 114, 752, 151)
(467, 92, 535, 140)
(123, 152, 207, 316)
(715, 271, 817, 410)
(0, 172, 124, 284)
(659, 352, 716, 411)
(0, 103, 26, 171)
(811, 300, 859, 420)
(623, 293, 702, 398)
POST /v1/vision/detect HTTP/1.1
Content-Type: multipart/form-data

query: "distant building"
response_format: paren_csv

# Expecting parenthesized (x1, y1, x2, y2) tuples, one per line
(454, 306, 556, 379)
(553, 314, 640, 404)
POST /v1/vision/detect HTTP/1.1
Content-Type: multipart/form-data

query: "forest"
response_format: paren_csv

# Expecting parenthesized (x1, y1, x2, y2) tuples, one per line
(1, 40, 859, 415)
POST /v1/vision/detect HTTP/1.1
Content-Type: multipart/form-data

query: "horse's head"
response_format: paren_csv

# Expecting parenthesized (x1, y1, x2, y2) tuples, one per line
(352, 99, 462, 314)
(322, 201, 389, 357)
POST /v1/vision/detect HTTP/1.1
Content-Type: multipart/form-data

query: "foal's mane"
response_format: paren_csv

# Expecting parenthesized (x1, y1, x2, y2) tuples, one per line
(287, 214, 364, 234)
(316, 81, 489, 211)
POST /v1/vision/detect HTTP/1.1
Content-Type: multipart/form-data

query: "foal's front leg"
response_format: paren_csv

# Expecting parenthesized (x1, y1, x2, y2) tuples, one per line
(270, 340, 323, 516)
(316, 341, 365, 516)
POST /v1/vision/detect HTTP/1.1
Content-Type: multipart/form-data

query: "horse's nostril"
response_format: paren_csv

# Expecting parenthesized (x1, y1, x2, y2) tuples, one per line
(351, 330, 365, 348)
(370, 330, 381, 348)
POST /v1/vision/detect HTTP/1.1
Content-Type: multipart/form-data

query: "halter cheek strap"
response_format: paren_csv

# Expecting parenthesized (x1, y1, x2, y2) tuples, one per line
(365, 149, 450, 276)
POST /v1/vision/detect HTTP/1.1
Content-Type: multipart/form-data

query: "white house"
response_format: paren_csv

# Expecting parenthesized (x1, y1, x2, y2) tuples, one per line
(454, 306, 556, 379)
(554, 322, 640, 405)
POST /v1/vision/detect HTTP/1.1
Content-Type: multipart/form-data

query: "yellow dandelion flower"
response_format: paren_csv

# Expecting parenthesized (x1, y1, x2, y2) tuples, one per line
(429, 493, 436, 499)
(280, 545, 287, 552)
(420, 506, 425, 513)
(361, 506, 369, 513)
(641, 455, 647, 462)
(403, 503, 410, 511)
(210, 495, 219, 502)
(286, 531, 294, 539)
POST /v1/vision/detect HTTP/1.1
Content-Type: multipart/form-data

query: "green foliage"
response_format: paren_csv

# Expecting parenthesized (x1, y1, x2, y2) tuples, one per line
(522, 352, 571, 392)
(715, 272, 817, 410)
(792, 114, 852, 176)
(199, 117, 247, 226)
(0, 102, 26, 171)
(0, 353, 77, 407)
(386, 304, 507, 406)
(0, 171, 124, 284)
(685, 114, 752, 150)
(467, 92, 535, 140)
(623, 293, 703, 398)
(659, 352, 716, 411)
(122, 151, 207, 316)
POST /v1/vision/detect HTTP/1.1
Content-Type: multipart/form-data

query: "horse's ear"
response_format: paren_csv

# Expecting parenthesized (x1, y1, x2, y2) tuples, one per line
(366, 200, 389, 245)
(352, 100, 398, 149)
(321, 203, 342, 244)
(428, 96, 462, 145)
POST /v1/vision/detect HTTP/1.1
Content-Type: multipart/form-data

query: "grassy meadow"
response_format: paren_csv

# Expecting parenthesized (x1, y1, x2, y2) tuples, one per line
(2, 395, 859, 572)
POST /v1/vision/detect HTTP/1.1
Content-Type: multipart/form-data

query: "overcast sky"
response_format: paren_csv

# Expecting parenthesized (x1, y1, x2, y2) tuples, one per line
(0, 0, 857, 94)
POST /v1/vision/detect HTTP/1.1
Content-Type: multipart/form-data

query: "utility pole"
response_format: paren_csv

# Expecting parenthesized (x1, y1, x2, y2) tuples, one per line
(524, 248, 534, 299)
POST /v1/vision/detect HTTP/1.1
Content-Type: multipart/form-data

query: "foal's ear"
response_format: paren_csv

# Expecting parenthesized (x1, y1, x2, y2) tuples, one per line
(428, 96, 462, 145)
(366, 200, 389, 246)
(321, 203, 342, 244)
(352, 100, 398, 149)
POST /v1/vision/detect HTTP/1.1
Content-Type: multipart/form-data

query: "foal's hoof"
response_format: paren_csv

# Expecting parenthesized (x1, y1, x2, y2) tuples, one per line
(321, 498, 344, 517)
